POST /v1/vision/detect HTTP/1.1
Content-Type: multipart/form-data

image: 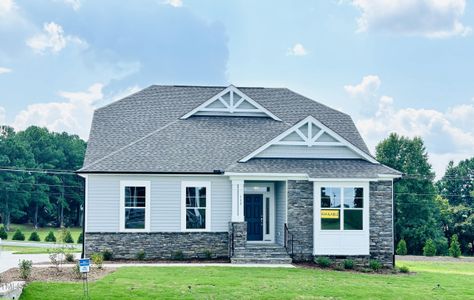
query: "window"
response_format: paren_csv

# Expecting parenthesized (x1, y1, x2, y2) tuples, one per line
(320, 186, 364, 231)
(120, 181, 150, 231)
(182, 182, 211, 231)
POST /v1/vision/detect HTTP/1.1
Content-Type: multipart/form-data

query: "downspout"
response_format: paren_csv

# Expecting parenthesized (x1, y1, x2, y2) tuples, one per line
(81, 180, 85, 259)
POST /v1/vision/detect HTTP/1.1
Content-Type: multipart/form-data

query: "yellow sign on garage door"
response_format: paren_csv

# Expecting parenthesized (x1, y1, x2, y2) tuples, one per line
(321, 210, 339, 219)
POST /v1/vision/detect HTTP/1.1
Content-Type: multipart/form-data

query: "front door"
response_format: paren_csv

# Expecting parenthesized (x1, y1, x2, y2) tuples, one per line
(244, 194, 263, 241)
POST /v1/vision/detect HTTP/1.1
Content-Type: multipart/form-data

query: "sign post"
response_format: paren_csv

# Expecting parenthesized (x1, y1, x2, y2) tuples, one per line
(79, 258, 90, 299)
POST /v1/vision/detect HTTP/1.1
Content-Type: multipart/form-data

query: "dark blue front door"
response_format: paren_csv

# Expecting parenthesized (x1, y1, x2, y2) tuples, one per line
(244, 194, 263, 241)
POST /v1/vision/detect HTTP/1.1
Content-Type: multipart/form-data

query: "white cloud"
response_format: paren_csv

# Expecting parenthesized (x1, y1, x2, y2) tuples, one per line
(0, 0, 15, 15)
(356, 95, 474, 178)
(287, 43, 308, 56)
(62, 0, 81, 10)
(0, 67, 12, 74)
(26, 22, 86, 54)
(352, 0, 471, 38)
(344, 75, 381, 98)
(11, 84, 141, 140)
(164, 0, 183, 7)
(0, 106, 5, 124)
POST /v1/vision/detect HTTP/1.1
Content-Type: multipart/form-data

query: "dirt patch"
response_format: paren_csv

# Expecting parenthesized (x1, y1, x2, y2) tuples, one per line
(103, 259, 230, 264)
(396, 255, 474, 263)
(0, 266, 115, 283)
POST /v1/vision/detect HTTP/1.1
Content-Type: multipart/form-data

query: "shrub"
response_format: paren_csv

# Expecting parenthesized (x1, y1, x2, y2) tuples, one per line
(72, 263, 82, 279)
(102, 249, 113, 261)
(369, 260, 382, 271)
(49, 246, 66, 272)
(77, 232, 83, 244)
(435, 238, 449, 256)
(18, 259, 33, 280)
(63, 230, 74, 243)
(91, 252, 104, 269)
(315, 256, 332, 268)
(0, 225, 7, 240)
(423, 239, 437, 256)
(12, 229, 25, 241)
(172, 250, 184, 261)
(44, 230, 57, 242)
(396, 239, 407, 256)
(343, 259, 354, 270)
(28, 231, 41, 242)
(203, 250, 212, 260)
(449, 234, 462, 258)
(398, 265, 410, 273)
(65, 253, 75, 262)
(136, 249, 146, 261)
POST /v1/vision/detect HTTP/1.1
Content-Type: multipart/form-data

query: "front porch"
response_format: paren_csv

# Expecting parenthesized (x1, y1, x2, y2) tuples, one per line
(228, 180, 293, 264)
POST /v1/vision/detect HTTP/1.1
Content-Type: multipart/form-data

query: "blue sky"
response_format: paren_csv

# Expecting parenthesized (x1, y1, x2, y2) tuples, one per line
(0, 0, 473, 177)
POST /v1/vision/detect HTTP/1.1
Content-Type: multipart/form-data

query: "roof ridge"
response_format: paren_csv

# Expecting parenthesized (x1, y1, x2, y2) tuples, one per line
(79, 119, 180, 171)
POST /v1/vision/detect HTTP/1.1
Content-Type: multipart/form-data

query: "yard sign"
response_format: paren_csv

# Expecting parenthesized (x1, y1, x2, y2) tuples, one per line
(79, 258, 90, 273)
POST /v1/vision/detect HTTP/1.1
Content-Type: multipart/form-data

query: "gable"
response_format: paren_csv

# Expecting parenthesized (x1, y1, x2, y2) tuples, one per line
(240, 116, 377, 163)
(180, 85, 281, 121)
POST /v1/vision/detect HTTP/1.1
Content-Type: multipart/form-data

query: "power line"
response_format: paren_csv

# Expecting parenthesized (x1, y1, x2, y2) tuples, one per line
(0, 181, 84, 189)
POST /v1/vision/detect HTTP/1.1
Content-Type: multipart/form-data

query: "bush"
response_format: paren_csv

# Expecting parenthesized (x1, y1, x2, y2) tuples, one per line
(91, 253, 104, 269)
(49, 246, 66, 272)
(136, 249, 146, 261)
(435, 238, 449, 256)
(18, 259, 33, 280)
(449, 234, 462, 258)
(398, 265, 410, 273)
(203, 250, 212, 260)
(63, 230, 74, 243)
(343, 259, 354, 270)
(423, 239, 437, 256)
(28, 231, 41, 242)
(172, 250, 184, 261)
(12, 229, 25, 241)
(65, 253, 75, 262)
(0, 225, 7, 239)
(44, 230, 57, 242)
(72, 263, 82, 279)
(102, 249, 113, 261)
(369, 260, 382, 271)
(77, 232, 83, 244)
(315, 256, 332, 268)
(396, 239, 407, 256)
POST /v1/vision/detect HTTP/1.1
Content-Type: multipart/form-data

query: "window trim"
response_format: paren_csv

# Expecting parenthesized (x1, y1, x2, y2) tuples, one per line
(181, 181, 211, 232)
(119, 180, 151, 232)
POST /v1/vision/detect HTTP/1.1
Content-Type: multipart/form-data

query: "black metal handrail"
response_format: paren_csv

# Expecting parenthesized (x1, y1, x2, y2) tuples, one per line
(284, 223, 293, 258)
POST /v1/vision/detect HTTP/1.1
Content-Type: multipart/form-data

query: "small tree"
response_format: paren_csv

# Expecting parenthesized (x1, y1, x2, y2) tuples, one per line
(18, 259, 33, 280)
(77, 232, 83, 244)
(0, 225, 7, 239)
(28, 231, 41, 242)
(423, 239, 437, 256)
(63, 230, 74, 243)
(449, 234, 462, 258)
(396, 239, 408, 255)
(12, 229, 25, 241)
(44, 230, 56, 242)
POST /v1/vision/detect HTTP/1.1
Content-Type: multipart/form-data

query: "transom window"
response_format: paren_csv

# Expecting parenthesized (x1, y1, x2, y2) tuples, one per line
(120, 181, 150, 231)
(320, 187, 364, 230)
(182, 182, 211, 231)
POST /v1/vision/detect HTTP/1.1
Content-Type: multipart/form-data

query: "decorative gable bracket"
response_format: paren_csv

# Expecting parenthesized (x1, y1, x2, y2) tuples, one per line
(240, 115, 378, 163)
(180, 85, 281, 121)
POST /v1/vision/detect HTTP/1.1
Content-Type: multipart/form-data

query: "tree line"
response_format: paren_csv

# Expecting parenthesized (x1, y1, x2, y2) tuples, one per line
(0, 125, 86, 230)
(377, 133, 473, 256)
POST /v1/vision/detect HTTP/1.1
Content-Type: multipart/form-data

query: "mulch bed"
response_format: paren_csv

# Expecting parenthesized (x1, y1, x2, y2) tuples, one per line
(103, 259, 230, 264)
(0, 266, 115, 283)
(294, 262, 408, 275)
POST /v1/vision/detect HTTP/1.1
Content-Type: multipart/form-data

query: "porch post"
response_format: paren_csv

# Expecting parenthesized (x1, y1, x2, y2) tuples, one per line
(231, 179, 244, 222)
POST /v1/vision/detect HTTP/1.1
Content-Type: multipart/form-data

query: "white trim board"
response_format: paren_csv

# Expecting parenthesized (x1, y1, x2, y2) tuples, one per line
(180, 85, 281, 121)
(240, 116, 378, 163)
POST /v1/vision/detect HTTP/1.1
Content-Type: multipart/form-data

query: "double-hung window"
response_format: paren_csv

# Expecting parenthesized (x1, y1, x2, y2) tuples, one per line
(320, 186, 364, 231)
(120, 181, 150, 231)
(181, 181, 211, 231)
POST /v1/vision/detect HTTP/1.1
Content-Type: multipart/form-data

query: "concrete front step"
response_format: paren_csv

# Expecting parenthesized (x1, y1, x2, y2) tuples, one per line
(231, 257, 293, 264)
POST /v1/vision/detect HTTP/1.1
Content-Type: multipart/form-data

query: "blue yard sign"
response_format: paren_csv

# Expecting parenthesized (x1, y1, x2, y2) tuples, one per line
(79, 258, 90, 273)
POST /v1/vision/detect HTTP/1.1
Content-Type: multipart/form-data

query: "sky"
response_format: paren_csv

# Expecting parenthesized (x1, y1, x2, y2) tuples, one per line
(0, 0, 473, 178)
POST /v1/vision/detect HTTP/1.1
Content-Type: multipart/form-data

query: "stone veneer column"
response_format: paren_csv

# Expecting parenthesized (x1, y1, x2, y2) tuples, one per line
(369, 180, 394, 267)
(229, 222, 247, 253)
(287, 180, 314, 261)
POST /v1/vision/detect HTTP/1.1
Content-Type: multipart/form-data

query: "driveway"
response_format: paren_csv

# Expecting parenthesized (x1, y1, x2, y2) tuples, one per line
(0, 240, 81, 249)
(0, 251, 51, 273)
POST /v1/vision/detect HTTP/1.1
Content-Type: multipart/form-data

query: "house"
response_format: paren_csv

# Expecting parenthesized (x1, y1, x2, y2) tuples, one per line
(78, 85, 402, 265)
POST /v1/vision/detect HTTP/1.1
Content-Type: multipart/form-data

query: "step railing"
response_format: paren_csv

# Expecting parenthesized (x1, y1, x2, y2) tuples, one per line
(284, 223, 294, 258)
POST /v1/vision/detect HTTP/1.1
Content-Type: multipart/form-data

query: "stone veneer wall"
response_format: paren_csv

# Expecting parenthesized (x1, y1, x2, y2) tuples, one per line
(287, 180, 314, 261)
(369, 180, 394, 267)
(85, 232, 228, 260)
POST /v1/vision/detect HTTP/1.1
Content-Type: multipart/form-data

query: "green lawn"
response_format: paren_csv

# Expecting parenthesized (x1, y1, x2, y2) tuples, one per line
(20, 260, 474, 299)
(1, 245, 81, 254)
(2, 224, 82, 244)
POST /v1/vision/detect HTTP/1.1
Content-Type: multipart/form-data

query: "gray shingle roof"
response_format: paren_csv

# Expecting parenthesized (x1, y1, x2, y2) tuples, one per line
(80, 85, 396, 176)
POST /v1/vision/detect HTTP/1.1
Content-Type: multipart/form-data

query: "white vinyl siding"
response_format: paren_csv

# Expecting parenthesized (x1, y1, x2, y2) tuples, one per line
(86, 175, 231, 232)
(256, 145, 361, 159)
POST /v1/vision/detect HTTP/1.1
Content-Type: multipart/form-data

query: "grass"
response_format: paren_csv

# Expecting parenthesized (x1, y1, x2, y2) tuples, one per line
(1, 245, 81, 254)
(20, 260, 474, 299)
(2, 224, 82, 244)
